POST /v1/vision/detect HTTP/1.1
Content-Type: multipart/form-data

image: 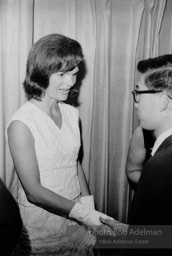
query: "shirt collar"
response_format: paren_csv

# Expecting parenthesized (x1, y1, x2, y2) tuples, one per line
(151, 128, 172, 156)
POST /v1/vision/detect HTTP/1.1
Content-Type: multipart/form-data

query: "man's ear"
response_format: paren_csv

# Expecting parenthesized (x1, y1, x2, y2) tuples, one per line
(160, 93, 169, 112)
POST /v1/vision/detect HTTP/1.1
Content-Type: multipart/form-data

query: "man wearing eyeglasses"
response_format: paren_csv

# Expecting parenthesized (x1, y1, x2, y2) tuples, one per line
(100, 54, 172, 254)
(129, 62, 172, 224)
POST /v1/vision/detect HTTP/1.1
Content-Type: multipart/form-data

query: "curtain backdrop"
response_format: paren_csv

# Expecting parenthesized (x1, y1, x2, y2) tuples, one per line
(0, 0, 168, 225)
(0, 0, 33, 196)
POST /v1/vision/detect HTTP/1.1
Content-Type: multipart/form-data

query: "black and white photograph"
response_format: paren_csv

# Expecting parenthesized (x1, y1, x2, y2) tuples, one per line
(0, 0, 172, 255)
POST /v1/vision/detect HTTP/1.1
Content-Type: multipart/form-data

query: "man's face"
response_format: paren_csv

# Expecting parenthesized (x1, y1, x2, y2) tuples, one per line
(135, 75, 161, 130)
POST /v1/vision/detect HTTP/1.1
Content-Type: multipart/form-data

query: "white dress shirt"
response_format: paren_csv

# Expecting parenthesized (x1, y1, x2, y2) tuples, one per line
(151, 128, 172, 156)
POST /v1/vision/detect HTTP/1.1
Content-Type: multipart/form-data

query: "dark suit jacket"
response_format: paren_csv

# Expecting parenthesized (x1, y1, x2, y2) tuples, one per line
(130, 135, 172, 225)
(124, 136, 172, 255)
(0, 179, 22, 256)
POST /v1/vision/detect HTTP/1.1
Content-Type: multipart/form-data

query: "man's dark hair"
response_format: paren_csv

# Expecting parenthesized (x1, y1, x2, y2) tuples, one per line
(137, 54, 172, 73)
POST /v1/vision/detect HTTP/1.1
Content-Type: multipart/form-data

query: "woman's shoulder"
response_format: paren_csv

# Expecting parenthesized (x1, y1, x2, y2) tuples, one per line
(7, 101, 40, 141)
(7, 101, 35, 131)
(11, 101, 33, 118)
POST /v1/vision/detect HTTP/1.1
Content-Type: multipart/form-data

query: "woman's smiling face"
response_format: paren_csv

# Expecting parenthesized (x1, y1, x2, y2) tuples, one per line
(46, 66, 79, 101)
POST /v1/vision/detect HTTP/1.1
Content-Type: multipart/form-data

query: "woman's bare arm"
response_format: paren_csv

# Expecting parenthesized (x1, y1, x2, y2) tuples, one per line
(7, 121, 75, 217)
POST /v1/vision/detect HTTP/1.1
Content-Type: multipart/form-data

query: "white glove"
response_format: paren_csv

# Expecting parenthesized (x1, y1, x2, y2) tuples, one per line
(69, 202, 112, 228)
(79, 195, 95, 210)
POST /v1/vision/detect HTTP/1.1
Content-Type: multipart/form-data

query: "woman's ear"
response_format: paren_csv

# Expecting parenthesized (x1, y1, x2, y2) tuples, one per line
(160, 92, 169, 112)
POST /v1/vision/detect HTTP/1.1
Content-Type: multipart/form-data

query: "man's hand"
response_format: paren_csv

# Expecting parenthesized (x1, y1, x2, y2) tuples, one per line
(96, 223, 114, 234)
(99, 217, 128, 232)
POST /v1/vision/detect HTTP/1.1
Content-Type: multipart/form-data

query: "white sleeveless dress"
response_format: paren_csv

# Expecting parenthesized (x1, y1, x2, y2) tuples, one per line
(8, 101, 94, 256)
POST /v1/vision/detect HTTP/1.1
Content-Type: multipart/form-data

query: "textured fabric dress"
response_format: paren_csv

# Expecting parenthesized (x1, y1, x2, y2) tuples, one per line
(8, 101, 93, 256)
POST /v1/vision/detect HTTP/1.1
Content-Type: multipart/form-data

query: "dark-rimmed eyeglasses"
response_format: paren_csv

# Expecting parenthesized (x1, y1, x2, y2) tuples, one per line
(132, 90, 162, 103)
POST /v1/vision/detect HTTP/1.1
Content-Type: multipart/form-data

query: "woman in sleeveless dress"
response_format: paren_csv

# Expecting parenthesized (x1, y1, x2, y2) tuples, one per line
(7, 34, 110, 256)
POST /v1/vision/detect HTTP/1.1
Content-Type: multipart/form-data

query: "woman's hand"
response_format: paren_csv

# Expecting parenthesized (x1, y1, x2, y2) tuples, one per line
(79, 195, 95, 209)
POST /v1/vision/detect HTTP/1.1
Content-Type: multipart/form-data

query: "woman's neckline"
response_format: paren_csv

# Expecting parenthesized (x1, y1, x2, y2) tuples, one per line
(28, 100, 63, 130)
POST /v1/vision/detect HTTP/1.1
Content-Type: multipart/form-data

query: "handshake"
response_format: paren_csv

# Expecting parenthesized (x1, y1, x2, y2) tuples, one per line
(69, 195, 128, 231)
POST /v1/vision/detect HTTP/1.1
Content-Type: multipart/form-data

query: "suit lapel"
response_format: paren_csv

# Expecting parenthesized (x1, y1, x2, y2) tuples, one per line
(155, 135, 172, 154)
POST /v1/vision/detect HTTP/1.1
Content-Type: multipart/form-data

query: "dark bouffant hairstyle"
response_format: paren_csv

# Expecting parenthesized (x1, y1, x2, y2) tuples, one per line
(23, 33, 83, 100)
